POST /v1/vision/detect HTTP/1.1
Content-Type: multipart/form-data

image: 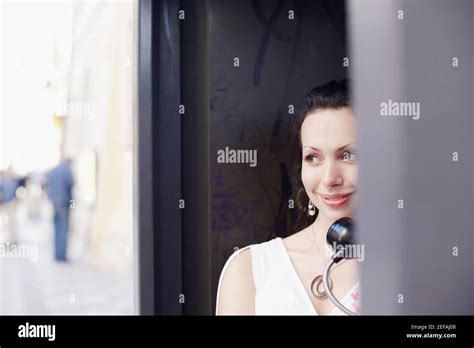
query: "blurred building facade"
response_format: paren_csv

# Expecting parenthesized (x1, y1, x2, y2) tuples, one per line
(61, 1, 134, 273)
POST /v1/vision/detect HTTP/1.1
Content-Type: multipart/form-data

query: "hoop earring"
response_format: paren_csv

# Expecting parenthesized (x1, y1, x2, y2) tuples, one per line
(308, 200, 316, 216)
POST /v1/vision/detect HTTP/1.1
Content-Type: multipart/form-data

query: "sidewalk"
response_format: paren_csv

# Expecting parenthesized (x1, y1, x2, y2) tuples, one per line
(0, 212, 134, 315)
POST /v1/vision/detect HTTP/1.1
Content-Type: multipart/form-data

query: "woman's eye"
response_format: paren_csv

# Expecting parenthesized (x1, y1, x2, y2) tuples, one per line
(342, 151, 357, 162)
(305, 154, 320, 163)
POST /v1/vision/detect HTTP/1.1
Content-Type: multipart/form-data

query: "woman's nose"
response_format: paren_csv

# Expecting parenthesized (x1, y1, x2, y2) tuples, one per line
(322, 161, 343, 187)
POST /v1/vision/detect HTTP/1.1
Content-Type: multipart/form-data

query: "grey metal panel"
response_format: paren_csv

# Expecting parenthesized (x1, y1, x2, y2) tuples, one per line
(137, 0, 155, 315)
(138, 0, 184, 316)
(349, 0, 473, 314)
(132, 0, 140, 316)
(154, 0, 183, 315)
(181, 0, 212, 315)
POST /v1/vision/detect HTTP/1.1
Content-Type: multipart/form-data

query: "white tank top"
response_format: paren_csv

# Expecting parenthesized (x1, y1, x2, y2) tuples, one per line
(216, 237, 361, 315)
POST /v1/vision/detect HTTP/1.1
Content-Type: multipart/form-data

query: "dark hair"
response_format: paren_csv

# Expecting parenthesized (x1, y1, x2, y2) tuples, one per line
(290, 79, 351, 233)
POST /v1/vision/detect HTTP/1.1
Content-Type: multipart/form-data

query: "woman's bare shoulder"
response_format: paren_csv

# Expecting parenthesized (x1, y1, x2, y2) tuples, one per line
(216, 247, 255, 315)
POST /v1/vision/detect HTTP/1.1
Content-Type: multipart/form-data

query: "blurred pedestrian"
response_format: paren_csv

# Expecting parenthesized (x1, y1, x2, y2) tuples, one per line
(46, 158, 74, 262)
(0, 165, 23, 244)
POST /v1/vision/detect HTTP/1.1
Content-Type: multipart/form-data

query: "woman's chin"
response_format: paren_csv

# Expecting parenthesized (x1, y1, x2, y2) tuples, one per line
(321, 209, 354, 222)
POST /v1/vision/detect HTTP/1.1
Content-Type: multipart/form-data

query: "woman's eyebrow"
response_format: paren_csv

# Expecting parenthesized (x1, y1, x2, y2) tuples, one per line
(303, 143, 357, 152)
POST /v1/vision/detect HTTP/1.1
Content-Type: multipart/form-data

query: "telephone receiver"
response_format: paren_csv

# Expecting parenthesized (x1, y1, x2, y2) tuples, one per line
(326, 217, 357, 263)
(323, 216, 359, 315)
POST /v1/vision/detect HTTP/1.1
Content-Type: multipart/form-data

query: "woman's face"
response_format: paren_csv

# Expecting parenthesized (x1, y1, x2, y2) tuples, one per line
(300, 107, 358, 222)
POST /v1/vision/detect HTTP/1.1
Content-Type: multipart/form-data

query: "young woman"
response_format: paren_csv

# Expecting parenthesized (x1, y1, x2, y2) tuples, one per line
(216, 80, 361, 315)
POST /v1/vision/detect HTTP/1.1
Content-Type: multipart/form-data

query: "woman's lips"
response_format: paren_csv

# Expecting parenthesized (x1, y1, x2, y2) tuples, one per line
(319, 192, 354, 208)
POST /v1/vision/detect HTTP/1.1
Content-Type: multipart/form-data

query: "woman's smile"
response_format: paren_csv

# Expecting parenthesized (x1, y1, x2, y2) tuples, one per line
(319, 192, 355, 208)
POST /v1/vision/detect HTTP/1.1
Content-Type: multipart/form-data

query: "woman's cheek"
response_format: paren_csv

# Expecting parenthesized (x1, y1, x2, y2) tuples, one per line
(346, 165, 359, 187)
(301, 165, 319, 194)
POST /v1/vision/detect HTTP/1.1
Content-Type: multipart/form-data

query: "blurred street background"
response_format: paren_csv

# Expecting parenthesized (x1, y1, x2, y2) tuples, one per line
(1, 0, 135, 315)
